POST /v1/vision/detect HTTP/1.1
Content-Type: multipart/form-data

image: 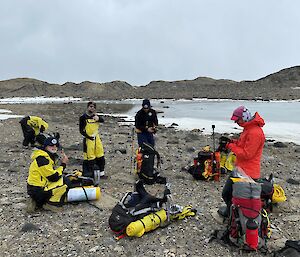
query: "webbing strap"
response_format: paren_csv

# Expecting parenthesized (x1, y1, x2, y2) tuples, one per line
(153, 212, 162, 223)
(139, 219, 146, 229)
(81, 186, 103, 212)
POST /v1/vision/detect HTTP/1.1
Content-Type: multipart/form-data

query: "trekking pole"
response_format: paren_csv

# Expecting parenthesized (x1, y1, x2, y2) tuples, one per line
(212, 125, 216, 153)
(211, 125, 220, 181)
(130, 126, 135, 174)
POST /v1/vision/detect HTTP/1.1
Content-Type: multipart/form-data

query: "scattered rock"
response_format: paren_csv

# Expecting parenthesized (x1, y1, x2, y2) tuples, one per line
(88, 246, 100, 253)
(282, 215, 300, 222)
(21, 223, 40, 232)
(273, 142, 287, 148)
(114, 149, 127, 154)
(286, 178, 300, 185)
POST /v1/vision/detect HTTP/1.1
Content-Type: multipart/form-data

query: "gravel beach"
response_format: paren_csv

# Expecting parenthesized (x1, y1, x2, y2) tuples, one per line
(0, 102, 299, 257)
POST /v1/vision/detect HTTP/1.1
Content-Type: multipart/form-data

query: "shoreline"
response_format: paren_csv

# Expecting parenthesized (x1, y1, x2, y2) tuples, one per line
(1, 100, 300, 146)
(1, 96, 300, 104)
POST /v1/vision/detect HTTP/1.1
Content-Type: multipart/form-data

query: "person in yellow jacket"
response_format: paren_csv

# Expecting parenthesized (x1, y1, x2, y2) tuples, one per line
(20, 116, 49, 147)
(27, 136, 69, 212)
(79, 101, 107, 181)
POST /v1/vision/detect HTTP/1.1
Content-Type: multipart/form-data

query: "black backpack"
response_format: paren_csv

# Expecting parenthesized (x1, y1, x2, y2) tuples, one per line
(273, 240, 300, 257)
(138, 143, 166, 184)
(259, 175, 274, 212)
(108, 180, 168, 238)
(188, 150, 215, 180)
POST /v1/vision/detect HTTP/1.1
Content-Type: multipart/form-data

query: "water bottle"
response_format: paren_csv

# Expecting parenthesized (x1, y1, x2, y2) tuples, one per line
(245, 219, 259, 250)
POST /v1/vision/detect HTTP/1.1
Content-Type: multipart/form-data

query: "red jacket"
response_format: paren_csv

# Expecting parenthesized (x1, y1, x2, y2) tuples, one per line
(227, 112, 265, 179)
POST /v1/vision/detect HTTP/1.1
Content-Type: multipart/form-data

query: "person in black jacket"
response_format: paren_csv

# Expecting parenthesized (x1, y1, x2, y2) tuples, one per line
(135, 99, 158, 147)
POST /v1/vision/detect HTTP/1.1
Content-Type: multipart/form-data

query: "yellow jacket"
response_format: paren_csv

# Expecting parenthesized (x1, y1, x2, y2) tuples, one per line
(27, 149, 65, 189)
(27, 116, 49, 136)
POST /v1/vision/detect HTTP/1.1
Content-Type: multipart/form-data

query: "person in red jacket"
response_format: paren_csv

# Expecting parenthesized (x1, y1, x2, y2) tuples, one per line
(219, 106, 265, 217)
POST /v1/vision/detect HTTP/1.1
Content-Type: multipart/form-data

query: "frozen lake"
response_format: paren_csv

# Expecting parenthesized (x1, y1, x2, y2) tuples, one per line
(1, 97, 299, 144)
(115, 99, 300, 145)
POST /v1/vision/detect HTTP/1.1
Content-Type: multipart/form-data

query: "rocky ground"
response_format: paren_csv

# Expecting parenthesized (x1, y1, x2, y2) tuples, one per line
(0, 103, 299, 257)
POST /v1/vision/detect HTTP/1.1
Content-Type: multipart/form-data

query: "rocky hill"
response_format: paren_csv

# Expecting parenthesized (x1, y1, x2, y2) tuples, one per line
(1, 66, 300, 100)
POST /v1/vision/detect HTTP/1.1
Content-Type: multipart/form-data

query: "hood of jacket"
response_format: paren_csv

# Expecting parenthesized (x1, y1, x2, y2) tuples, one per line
(239, 112, 265, 128)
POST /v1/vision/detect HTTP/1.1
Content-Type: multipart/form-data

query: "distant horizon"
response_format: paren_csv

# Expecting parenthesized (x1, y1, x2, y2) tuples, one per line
(1, 65, 298, 86)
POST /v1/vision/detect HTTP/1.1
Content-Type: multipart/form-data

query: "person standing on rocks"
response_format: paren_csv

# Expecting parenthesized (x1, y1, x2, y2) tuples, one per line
(79, 101, 107, 182)
(135, 99, 158, 147)
(19, 115, 48, 147)
(27, 136, 69, 212)
(219, 106, 265, 217)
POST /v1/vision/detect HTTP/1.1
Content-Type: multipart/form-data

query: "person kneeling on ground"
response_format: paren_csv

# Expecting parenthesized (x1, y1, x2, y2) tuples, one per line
(219, 106, 265, 217)
(27, 136, 69, 212)
(20, 116, 48, 147)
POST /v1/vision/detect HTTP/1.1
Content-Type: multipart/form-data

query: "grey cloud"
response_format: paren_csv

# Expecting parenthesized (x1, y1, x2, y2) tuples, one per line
(0, 0, 300, 85)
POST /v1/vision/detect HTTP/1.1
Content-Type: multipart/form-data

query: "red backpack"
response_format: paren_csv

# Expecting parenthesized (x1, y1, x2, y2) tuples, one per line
(229, 179, 271, 252)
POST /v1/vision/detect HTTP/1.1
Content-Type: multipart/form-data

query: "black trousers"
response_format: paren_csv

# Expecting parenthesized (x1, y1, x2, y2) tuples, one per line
(27, 184, 51, 208)
(20, 118, 35, 146)
(82, 157, 105, 178)
(222, 175, 234, 209)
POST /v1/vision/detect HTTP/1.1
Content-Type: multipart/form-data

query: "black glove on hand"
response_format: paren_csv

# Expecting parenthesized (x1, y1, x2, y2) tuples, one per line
(218, 136, 231, 152)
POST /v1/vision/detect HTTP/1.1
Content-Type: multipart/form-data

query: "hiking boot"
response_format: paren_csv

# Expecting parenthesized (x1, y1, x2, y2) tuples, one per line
(43, 203, 63, 212)
(26, 198, 37, 213)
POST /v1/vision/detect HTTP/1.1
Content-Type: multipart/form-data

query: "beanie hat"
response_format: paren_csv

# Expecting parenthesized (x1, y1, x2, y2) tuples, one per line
(87, 101, 96, 108)
(142, 99, 151, 108)
(43, 137, 59, 148)
(231, 106, 252, 122)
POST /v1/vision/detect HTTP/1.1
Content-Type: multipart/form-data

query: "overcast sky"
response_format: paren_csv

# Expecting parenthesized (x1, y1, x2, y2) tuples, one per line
(0, 0, 299, 86)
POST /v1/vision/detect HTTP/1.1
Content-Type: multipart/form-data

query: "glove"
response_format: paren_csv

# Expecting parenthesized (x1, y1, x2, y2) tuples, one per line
(219, 136, 231, 145)
(66, 170, 82, 181)
(218, 136, 231, 151)
(73, 170, 82, 177)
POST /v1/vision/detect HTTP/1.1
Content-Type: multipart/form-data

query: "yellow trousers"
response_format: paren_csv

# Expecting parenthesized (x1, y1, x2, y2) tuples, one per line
(83, 134, 104, 161)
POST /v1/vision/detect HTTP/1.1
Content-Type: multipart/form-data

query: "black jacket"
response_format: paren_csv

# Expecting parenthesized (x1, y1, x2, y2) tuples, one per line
(135, 109, 158, 132)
